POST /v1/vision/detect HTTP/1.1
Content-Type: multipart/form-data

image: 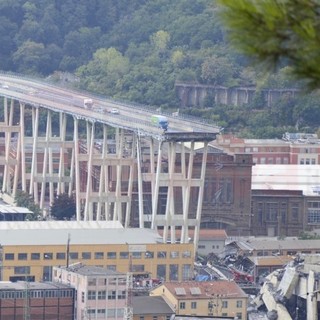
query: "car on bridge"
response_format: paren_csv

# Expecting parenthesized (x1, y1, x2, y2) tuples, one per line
(110, 108, 119, 114)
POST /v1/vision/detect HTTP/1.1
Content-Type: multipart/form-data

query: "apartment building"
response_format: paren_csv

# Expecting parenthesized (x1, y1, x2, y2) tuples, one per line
(53, 263, 128, 320)
(0, 221, 194, 283)
(0, 281, 75, 320)
(150, 281, 248, 319)
(212, 133, 320, 165)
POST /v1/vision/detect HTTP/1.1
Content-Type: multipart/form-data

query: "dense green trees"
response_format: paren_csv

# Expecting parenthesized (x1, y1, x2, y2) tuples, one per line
(217, 0, 320, 89)
(50, 193, 76, 220)
(0, 0, 318, 138)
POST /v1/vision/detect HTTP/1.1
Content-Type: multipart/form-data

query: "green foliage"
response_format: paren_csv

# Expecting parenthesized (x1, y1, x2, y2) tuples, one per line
(14, 190, 42, 221)
(1, 0, 320, 138)
(218, 0, 320, 89)
(50, 193, 76, 221)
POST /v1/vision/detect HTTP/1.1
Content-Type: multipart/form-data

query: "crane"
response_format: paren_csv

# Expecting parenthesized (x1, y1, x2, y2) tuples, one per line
(123, 254, 133, 320)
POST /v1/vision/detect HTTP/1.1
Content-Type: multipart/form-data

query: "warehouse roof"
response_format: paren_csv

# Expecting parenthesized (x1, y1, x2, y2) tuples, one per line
(0, 225, 163, 246)
(0, 220, 123, 230)
(252, 165, 320, 196)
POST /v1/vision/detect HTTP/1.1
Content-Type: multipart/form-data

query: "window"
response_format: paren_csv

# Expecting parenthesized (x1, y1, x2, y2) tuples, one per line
(222, 301, 228, 308)
(31, 253, 40, 260)
(107, 265, 116, 271)
(153, 316, 158, 320)
(56, 252, 65, 260)
(81, 292, 85, 303)
(145, 251, 154, 259)
(237, 300, 243, 308)
(182, 251, 191, 258)
(95, 252, 104, 259)
(169, 264, 178, 281)
(157, 265, 166, 280)
(236, 312, 242, 319)
(107, 252, 116, 259)
(170, 251, 179, 258)
(180, 302, 186, 309)
(5, 253, 14, 260)
(118, 290, 126, 299)
(97, 309, 106, 314)
(69, 252, 78, 259)
(120, 252, 129, 259)
(132, 252, 141, 259)
(107, 309, 116, 317)
(82, 252, 91, 259)
(88, 290, 96, 300)
(132, 265, 144, 272)
(182, 264, 191, 281)
(139, 317, 144, 320)
(291, 203, 299, 221)
(18, 253, 27, 260)
(108, 291, 116, 299)
(157, 251, 166, 258)
(44, 253, 53, 260)
(14, 266, 30, 274)
(98, 291, 106, 300)
(198, 245, 205, 249)
(191, 301, 197, 309)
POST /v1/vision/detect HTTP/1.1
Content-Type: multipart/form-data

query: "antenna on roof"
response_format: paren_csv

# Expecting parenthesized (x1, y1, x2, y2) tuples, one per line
(66, 233, 70, 268)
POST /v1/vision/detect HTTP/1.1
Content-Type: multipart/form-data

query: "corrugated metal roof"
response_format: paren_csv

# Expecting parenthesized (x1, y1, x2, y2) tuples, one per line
(252, 164, 320, 196)
(236, 238, 320, 251)
(0, 205, 32, 214)
(0, 227, 162, 246)
(0, 220, 123, 230)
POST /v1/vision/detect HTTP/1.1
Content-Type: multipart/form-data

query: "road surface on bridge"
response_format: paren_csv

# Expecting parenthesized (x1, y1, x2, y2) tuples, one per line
(0, 73, 220, 141)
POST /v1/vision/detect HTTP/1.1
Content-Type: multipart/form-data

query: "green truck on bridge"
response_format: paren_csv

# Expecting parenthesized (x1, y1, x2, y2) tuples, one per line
(151, 115, 168, 131)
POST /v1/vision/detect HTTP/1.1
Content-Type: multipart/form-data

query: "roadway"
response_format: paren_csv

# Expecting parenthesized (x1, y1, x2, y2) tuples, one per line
(0, 73, 221, 141)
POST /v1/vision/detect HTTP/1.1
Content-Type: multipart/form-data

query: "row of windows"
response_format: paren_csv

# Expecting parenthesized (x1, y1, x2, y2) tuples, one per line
(86, 308, 124, 317)
(5, 250, 192, 261)
(180, 300, 243, 310)
(300, 158, 317, 165)
(0, 289, 74, 299)
(86, 290, 126, 300)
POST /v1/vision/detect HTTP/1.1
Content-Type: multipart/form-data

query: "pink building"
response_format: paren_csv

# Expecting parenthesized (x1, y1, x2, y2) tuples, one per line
(53, 263, 129, 319)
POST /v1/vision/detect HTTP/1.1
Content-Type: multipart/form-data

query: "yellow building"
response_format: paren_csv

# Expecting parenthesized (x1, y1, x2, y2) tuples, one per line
(150, 280, 248, 319)
(0, 221, 194, 283)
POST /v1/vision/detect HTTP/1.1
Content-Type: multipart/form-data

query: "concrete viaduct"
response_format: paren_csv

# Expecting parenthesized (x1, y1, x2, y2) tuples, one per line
(0, 73, 221, 247)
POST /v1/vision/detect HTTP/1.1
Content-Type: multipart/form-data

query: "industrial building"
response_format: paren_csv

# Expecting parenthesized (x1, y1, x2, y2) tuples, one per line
(0, 221, 194, 283)
(0, 281, 75, 320)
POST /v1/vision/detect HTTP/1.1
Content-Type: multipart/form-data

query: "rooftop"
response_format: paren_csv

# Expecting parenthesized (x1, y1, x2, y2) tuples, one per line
(0, 281, 72, 291)
(132, 296, 174, 315)
(0, 225, 163, 246)
(57, 263, 125, 277)
(234, 238, 320, 251)
(156, 280, 247, 300)
(252, 164, 320, 196)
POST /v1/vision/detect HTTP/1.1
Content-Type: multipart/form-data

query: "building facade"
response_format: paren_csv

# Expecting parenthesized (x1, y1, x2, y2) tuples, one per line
(251, 165, 320, 236)
(0, 221, 194, 283)
(150, 281, 248, 319)
(0, 281, 75, 320)
(53, 263, 128, 320)
(212, 133, 320, 165)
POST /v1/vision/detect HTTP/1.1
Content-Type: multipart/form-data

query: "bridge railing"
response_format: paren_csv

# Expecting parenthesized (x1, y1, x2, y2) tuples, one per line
(0, 72, 220, 132)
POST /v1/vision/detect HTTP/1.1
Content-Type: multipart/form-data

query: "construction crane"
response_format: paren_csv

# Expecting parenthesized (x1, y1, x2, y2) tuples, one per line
(123, 254, 133, 320)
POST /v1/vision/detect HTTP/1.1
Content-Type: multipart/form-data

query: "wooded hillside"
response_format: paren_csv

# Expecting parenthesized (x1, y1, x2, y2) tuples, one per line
(0, 0, 319, 138)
